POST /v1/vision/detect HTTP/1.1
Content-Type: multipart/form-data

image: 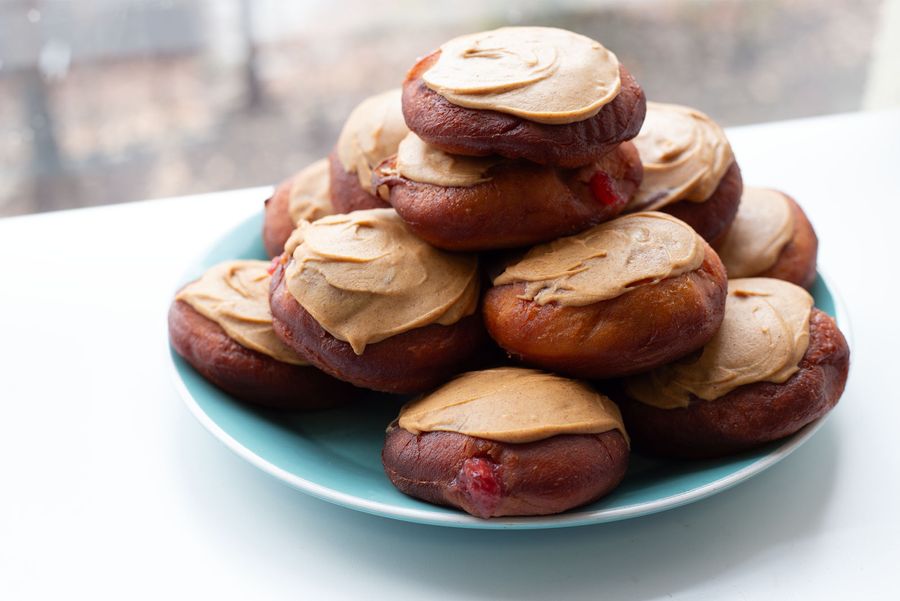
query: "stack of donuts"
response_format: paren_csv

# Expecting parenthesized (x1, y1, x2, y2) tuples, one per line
(169, 27, 849, 519)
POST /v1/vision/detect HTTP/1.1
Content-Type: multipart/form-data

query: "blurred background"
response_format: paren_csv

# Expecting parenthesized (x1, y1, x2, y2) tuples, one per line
(1, 0, 898, 217)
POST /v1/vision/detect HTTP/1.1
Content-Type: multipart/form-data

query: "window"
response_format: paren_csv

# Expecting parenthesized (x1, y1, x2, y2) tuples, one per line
(0, 0, 893, 216)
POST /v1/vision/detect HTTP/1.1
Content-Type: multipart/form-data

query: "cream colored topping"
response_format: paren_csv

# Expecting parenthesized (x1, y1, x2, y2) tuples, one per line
(493, 212, 705, 306)
(176, 261, 308, 366)
(629, 102, 734, 211)
(287, 158, 334, 225)
(422, 27, 621, 125)
(718, 187, 795, 278)
(626, 278, 813, 409)
(398, 367, 627, 443)
(282, 226, 305, 258)
(336, 89, 410, 195)
(285, 208, 479, 354)
(395, 133, 500, 187)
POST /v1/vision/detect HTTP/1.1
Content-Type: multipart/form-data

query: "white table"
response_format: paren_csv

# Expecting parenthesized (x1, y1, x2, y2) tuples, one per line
(2, 110, 899, 600)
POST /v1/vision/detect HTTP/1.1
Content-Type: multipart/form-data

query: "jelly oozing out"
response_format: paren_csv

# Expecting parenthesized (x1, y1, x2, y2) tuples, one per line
(589, 170, 622, 207)
(455, 456, 503, 519)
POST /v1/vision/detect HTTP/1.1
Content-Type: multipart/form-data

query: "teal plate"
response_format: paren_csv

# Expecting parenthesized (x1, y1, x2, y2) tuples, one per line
(168, 212, 850, 529)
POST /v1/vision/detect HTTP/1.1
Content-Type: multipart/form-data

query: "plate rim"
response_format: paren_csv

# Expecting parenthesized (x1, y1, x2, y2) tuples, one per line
(168, 213, 851, 530)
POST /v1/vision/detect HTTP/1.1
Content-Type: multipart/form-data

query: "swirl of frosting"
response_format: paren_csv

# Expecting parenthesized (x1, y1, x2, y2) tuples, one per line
(422, 27, 621, 125)
(625, 278, 814, 408)
(628, 102, 734, 211)
(395, 133, 500, 187)
(398, 367, 627, 443)
(176, 260, 308, 365)
(285, 208, 479, 354)
(336, 89, 410, 196)
(717, 187, 795, 278)
(287, 158, 334, 224)
(493, 212, 705, 306)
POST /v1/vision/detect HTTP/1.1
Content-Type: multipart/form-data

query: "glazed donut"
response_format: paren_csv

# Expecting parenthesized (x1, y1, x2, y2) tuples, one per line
(716, 187, 818, 288)
(269, 209, 488, 394)
(483, 212, 727, 378)
(330, 89, 409, 213)
(372, 134, 642, 251)
(168, 260, 356, 409)
(382, 368, 629, 518)
(615, 278, 849, 458)
(263, 158, 335, 258)
(402, 27, 646, 168)
(627, 102, 743, 243)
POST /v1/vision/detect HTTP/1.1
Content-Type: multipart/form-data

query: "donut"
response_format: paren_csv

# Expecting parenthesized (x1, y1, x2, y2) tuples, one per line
(372, 134, 642, 251)
(483, 212, 727, 379)
(269, 208, 487, 394)
(263, 158, 335, 258)
(330, 89, 409, 213)
(168, 260, 357, 409)
(627, 102, 743, 244)
(716, 187, 818, 288)
(382, 368, 629, 518)
(402, 27, 646, 168)
(615, 278, 850, 458)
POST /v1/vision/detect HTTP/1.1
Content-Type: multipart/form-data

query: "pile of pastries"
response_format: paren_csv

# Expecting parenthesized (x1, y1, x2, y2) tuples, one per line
(169, 27, 850, 519)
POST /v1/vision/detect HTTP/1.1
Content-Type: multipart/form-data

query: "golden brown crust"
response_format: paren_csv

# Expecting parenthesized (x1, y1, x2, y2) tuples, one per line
(328, 151, 390, 213)
(382, 424, 629, 518)
(262, 178, 297, 259)
(757, 195, 819, 289)
(168, 298, 357, 410)
(658, 161, 743, 244)
(402, 51, 646, 168)
(268, 261, 489, 394)
(614, 308, 849, 458)
(483, 243, 728, 378)
(375, 141, 642, 251)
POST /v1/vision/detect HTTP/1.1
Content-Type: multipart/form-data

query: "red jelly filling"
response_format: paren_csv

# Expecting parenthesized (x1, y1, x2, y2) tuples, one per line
(589, 170, 622, 208)
(456, 456, 503, 519)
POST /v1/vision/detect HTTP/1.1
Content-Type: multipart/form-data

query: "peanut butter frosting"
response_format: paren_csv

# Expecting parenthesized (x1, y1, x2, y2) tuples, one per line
(398, 367, 627, 443)
(493, 212, 705, 306)
(336, 89, 410, 196)
(422, 27, 621, 125)
(176, 260, 308, 366)
(395, 133, 500, 187)
(628, 102, 734, 211)
(718, 187, 795, 278)
(284, 208, 479, 354)
(287, 158, 334, 225)
(626, 278, 813, 409)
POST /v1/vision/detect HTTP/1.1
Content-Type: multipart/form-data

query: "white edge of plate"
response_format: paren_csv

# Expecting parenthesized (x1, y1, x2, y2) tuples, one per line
(168, 267, 851, 530)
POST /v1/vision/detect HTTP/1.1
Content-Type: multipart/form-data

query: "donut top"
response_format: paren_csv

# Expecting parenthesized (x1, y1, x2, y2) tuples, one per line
(717, 187, 796, 278)
(336, 88, 410, 196)
(397, 367, 627, 443)
(493, 212, 705, 306)
(394, 133, 500, 187)
(284, 208, 479, 354)
(176, 260, 308, 366)
(421, 26, 621, 125)
(626, 278, 814, 409)
(628, 102, 734, 211)
(287, 158, 334, 225)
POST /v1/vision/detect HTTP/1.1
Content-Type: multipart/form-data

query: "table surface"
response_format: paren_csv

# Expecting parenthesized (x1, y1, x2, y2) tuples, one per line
(2, 110, 899, 600)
